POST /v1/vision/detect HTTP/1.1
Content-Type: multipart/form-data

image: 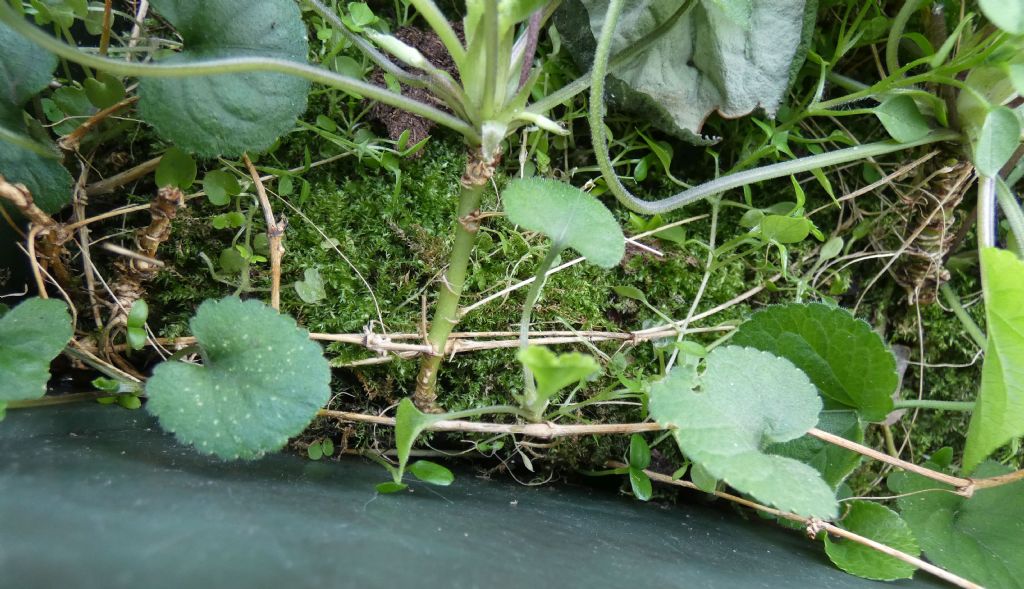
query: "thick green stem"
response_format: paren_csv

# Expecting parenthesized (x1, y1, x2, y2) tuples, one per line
(413, 154, 494, 411)
(996, 177, 1024, 259)
(519, 244, 564, 416)
(892, 399, 975, 411)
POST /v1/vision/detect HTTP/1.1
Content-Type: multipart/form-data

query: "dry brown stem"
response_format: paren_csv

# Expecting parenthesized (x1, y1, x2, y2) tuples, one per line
(243, 153, 285, 310)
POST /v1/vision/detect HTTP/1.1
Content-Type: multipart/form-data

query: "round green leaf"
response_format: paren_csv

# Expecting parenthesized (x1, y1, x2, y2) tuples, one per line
(127, 299, 149, 328)
(321, 438, 334, 457)
(219, 247, 247, 272)
(824, 501, 919, 581)
(980, 0, 1024, 34)
(649, 346, 837, 518)
(145, 297, 331, 460)
(202, 170, 241, 206)
(732, 303, 897, 422)
(972, 106, 1021, 177)
(874, 95, 931, 144)
(408, 460, 455, 486)
(154, 147, 196, 189)
(83, 72, 125, 109)
(307, 442, 323, 461)
(137, 0, 311, 157)
(503, 177, 625, 268)
(759, 215, 811, 244)
(0, 297, 73, 401)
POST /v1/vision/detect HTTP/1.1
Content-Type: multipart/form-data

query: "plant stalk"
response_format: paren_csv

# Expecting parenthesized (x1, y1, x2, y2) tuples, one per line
(939, 283, 987, 349)
(518, 244, 564, 417)
(892, 399, 975, 411)
(413, 153, 494, 411)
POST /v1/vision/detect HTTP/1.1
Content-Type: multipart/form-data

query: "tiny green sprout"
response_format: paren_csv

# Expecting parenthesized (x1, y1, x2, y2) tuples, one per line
(154, 147, 196, 189)
(116, 395, 142, 410)
(306, 438, 336, 461)
(627, 434, 653, 501)
(517, 347, 600, 421)
(294, 268, 327, 304)
(125, 299, 149, 351)
(202, 170, 241, 207)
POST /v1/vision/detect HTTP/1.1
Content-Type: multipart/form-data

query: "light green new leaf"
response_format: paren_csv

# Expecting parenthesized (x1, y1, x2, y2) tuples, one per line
(732, 303, 896, 421)
(138, 0, 310, 157)
(503, 178, 625, 268)
(0, 297, 73, 401)
(408, 460, 455, 486)
(294, 268, 327, 304)
(963, 248, 1024, 472)
(759, 215, 811, 243)
(558, 0, 810, 143)
(145, 297, 330, 460)
(518, 346, 600, 403)
(394, 398, 446, 481)
(768, 409, 863, 489)
(629, 433, 651, 469)
(0, 19, 72, 213)
(980, 0, 1024, 34)
(889, 461, 1024, 588)
(202, 170, 241, 206)
(154, 146, 196, 189)
(824, 501, 919, 581)
(874, 95, 931, 143)
(972, 107, 1021, 177)
(649, 346, 837, 518)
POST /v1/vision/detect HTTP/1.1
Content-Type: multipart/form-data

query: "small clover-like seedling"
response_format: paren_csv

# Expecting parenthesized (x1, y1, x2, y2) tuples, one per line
(517, 346, 600, 420)
(0, 298, 74, 412)
(626, 434, 653, 501)
(294, 268, 327, 304)
(125, 299, 149, 351)
(145, 297, 330, 460)
(307, 438, 335, 461)
(503, 177, 623, 419)
(649, 346, 837, 518)
(154, 147, 196, 190)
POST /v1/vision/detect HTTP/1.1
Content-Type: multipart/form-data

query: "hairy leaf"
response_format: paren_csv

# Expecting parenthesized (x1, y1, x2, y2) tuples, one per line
(972, 106, 1021, 177)
(138, 0, 310, 157)
(889, 461, 1024, 588)
(768, 409, 863, 489)
(558, 0, 809, 143)
(824, 501, 919, 581)
(0, 297, 73, 402)
(980, 0, 1024, 34)
(649, 346, 836, 518)
(963, 248, 1024, 472)
(145, 297, 330, 459)
(0, 19, 72, 213)
(503, 177, 625, 267)
(732, 303, 896, 421)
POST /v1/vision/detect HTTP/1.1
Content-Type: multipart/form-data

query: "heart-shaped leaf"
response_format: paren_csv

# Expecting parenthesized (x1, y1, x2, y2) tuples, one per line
(963, 248, 1024, 472)
(889, 460, 1024, 588)
(503, 177, 625, 268)
(517, 346, 600, 403)
(732, 303, 896, 421)
(874, 95, 931, 143)
(824, 501, 920, 581)
(294, 268, 326, 304)
(202, 170, 241, 206)
(137, 0, 310, 157)
(394, 398, 446, 481)
(0, 19, 72, 214)
(154, 146, 196, 189)
(83, 72, 125, 109)
(0, 297, 73, 402)
(145, 296, 330, 460)
(649, 346, 836, 518)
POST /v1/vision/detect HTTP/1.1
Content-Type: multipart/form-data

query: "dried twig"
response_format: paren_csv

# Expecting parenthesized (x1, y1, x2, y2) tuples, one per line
(612, 462, 981, 589)
(59, 96, 139, 152)
(84, 155, 161, 196)
(243, 153, 285, 310)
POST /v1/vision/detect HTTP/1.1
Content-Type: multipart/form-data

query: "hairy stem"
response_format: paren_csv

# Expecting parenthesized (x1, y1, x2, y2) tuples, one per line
(892, 399, 975, 411)
(519, 244, 564, 416)
(413, 154, 494, 411)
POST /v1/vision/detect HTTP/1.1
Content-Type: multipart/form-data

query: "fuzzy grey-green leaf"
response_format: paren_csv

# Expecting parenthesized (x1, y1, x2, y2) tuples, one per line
(138, 0, 310, 157)
(0, 297, 73, 401)
(145, 297, 330, 460)
(649, 346, 836, 518)
(503, 177, 624, 268)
